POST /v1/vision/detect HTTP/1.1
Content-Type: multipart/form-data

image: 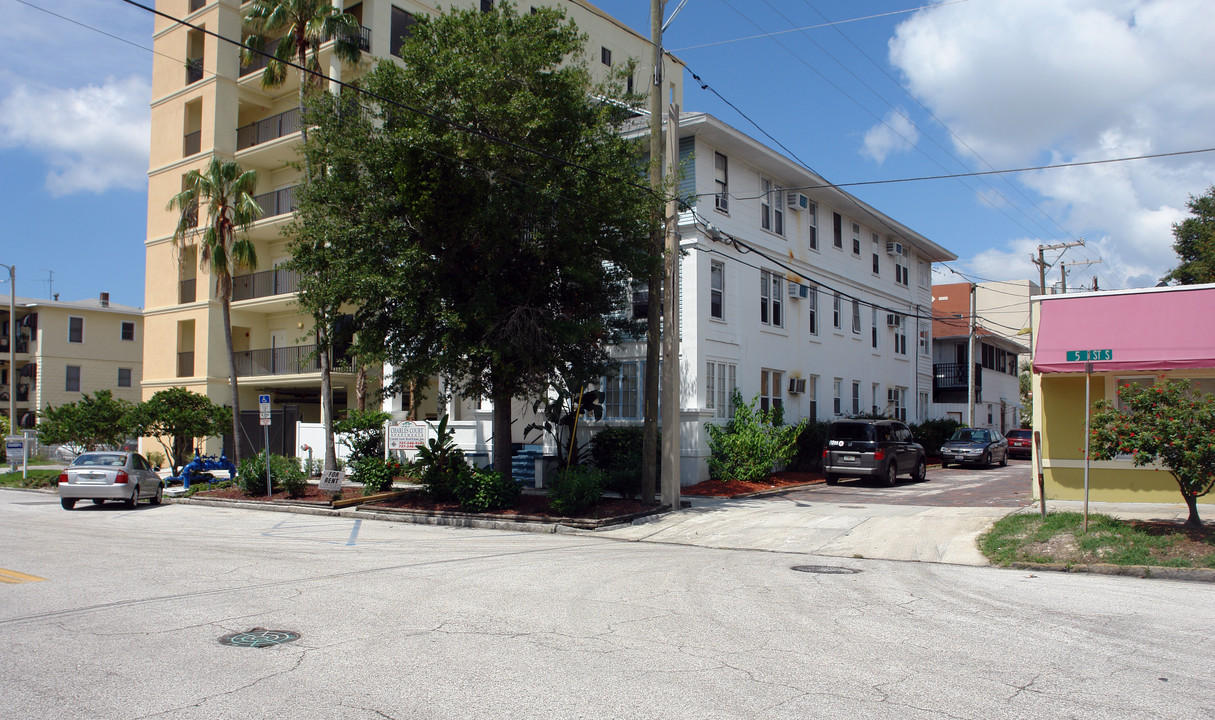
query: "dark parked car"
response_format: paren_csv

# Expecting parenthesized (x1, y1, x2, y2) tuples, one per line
(1006, 428, 1033, 459)
(58, 452, 164, 510)
(939, 428, 1008, 468)
(822, 419, 927, 487)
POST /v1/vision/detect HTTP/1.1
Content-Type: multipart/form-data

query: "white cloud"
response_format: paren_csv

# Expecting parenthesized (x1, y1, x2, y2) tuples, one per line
(861, 107, 919, 164)
(0, 76, 150, 195)
(889, 0, 1215, 288)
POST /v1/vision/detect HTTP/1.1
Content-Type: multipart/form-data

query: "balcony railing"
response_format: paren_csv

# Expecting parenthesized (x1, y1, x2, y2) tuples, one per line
(178, 351, 195, 378)
(345, 26, 372, 52)
(240, 37, 282, 77)
(179, 278, 197, 304)
(183, 130, 201, 156)
(932, 362, 983, 395)
(186, 57, 204, 85)
(252, 185, 298, 218)
(189, 0, 206, 12)
(232, 267, 300, 301)
(236, 107, 301, 150)
(233, 344, 352, 377)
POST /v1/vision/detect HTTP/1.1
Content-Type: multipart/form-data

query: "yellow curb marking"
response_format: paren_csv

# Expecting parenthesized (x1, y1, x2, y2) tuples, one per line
(0, 568, 45, 584)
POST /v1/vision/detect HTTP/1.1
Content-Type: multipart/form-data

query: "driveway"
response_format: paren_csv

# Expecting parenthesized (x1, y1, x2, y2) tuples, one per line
(590, 461, 1035, 565)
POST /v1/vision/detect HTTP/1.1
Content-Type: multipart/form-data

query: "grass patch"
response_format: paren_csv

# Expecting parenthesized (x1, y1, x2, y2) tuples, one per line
(980, 511, 1215, 569)
(0, 469, 61, 490)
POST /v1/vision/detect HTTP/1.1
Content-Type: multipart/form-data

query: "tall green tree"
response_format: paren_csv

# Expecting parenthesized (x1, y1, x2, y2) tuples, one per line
(1089, 379, 1215, 527)
(38, 391, 133, 455)
(1164, 186, 1215, 285)
(243, 0, 364, 473)
(167, 157, 261, 470)
(126, 387, 231, 475)
(309, 4, 656, 475)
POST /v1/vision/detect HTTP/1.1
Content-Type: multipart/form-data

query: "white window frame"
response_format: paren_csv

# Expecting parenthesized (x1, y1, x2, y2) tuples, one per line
(807, 375, 818, 419)
(871, 307, 879, 349)
(714, 152, 729, 213)
(68, 316, 84, 344)
(706, 360, 737, 419)
(709, 260, 725, 320)
(833, 378, 842, 415)
(851, 222, 861, 255)
(807, 203, 818, 250)
(888, 386, 906, 421)
(894, 318, 908, 356)
(851, 381, 860, 415)
(760, 270, 783, 328)
(602, 361, 643, 419)
(851, 298, 861, 334)
(761, 369, 783, 414)
(807, 284, 818, 335)
(833, 292, 842, 330)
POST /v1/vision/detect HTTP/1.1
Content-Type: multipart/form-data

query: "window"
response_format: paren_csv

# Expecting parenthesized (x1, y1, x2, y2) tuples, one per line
(807, 203, 818, 250)
(1115, 377, 1154, 410)
(832, 292, 842, 330)
(895, 262, 909, 286)
(760, 369, 783, 413)
(807, 284, 818, 335)
(894, 318, 908, 356)
(888, 387, 906, 421)
(833, 213, 843, 248)
(919, 326, 930, 355)
(118, 368, 132, 387)
(919, 260, 930, 288)
(833, 378, 842, 415)
(600, 46, 612, 66)
(66, 365, 81, 392)
(706, 361, 737, 418)
(872, 253, 880, 275)
(852, 222, 861, 255)
(919, 391, 930, 422)
(481, 0, 493, 11)
(390, 7, 416, 58)
(761, 178, 772, 231)
(871, 308, 879, 348)
(603, 361, 643, 418)
(760, 270, 783, 327)
(121, 321, 135, 341)
(851, 381, 860, 414)
(851, 298, 861, 334)
(68, 316, 84, 344)
(873, 383, 881, 414)
(807, 375, 818, 418)
(710, 261, 725, 320)
(714, 153, 729, 212)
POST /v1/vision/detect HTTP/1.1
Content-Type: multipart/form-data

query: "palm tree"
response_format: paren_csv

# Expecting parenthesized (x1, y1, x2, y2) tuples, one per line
(243, 0, 363, 474)
(168, 157, 262, 472)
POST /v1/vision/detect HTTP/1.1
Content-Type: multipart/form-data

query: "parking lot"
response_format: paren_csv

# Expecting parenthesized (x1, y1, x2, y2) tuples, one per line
(773, 458, 1035, 508)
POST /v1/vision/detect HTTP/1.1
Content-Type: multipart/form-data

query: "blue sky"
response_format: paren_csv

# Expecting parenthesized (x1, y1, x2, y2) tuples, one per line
(2, 0, 1214, 309)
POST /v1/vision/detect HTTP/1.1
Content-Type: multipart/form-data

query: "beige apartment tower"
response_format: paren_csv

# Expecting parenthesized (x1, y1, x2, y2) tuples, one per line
(144, 0, 681, 456)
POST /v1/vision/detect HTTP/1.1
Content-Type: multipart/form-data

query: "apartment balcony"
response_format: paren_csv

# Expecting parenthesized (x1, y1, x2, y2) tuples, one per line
(237, 107, 300, 151)
(183, 130, 201, 157)
(238, 27, 369, 91)
(178, 351, 195, 378)
(239, 38, 282, 79)
(186, 58, 204, 85)
(189, 0, 206, 12)
(234, 344, 352, 378)
(0, 337, 30, 354)
(252, 185, 298, 219)
(231, 268, 300, 313)
(179, 278, 197, 304)
(932, 362, 983, 396)
(235, 107, 301, 169)
(0, 387, 30, 403)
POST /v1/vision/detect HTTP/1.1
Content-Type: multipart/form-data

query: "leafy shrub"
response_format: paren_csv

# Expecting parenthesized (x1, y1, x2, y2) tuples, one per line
(144, 450, 166, 470)
(589, 426, 660, 500)
(413, 415, 468, 501)
(788, 420, 831, 472)
(909, 418, 965, 459)
(237, 453, 305, 497)
(454, 467, 521, 513)
(353, 456, 399, 495)
(334, 408, 392, 464)
(706, 390, 806, 482)
(547, 465, 606, 516)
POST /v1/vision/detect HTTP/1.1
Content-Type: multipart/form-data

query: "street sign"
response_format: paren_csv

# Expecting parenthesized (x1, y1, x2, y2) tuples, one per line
(5, 435, 22, 453)
(319, 469, 343, 494)
(1066, 349, 1113, 362)
(387, 422, 429, 451)
(258, 394, 271, 426)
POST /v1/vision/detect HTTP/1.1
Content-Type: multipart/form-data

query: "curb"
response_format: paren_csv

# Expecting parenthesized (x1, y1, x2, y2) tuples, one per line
(1008, 561, 1215, 583)
(165, 495, 672, 534)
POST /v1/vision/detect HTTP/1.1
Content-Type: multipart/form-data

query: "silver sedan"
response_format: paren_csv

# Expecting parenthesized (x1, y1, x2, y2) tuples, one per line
(58, 452, 164, 510)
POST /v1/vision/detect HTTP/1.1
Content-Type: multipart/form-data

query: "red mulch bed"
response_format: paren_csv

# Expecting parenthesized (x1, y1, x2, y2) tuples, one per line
(370, 491, 655, 520)
(683, 470, 825, 497)
(190, 484, 364, 504)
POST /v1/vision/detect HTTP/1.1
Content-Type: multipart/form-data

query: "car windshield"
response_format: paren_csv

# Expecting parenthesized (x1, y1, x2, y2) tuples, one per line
(830, 423, 876, 442)
(73, 453, 127, 467)
(1007, 430, 1031, 439)
(949, 429, 990, 443)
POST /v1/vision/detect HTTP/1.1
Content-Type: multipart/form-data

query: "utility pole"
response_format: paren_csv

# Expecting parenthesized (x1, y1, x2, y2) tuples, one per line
(661, 103, 681, 511)
(641, 0, 664, 505)
(1030, 239, 1085, 295)
(1060, 259, 1102, 294)
(967, 283, 976, 427)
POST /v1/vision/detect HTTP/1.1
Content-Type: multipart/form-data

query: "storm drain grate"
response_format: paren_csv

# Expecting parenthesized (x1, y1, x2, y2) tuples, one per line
(791, 565, 861, 575)
(219, 629, 301, 648)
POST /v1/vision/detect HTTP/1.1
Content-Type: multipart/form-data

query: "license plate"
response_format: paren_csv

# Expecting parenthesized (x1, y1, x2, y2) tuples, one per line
(840, 455, 857, 463)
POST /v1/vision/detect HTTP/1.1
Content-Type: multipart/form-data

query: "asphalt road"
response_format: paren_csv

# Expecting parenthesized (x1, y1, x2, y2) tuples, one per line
(2, 488, 1214, 719)
(776, 458, 1037, 508)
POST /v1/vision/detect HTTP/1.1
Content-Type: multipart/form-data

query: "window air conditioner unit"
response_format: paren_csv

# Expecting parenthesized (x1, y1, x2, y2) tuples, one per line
(886, 313, 902, 327)
(788, 377, 806, 394)
(787, 282, 802, 299)
(786, 192, 809, 211)
(885, 241, 904, 256)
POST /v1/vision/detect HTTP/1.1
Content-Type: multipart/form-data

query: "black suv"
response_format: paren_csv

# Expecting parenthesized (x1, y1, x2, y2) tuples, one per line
(822, 419, 927, 487)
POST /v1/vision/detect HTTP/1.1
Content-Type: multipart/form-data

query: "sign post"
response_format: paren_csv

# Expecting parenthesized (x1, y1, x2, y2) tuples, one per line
(258, 394, 272, 497)
(1033, 430, 1045, 519)
(1082, 362, 1093, 533)
(5, 435, 23, 477)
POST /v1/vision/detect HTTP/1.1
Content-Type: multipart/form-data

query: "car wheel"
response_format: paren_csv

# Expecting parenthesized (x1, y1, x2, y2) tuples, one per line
(882, 462, 897, 487)
(940, 460, 949, 469)
(92, 498, 106, 505)
(981, 451, 991, 468)
(61, 498, 76, 510)
(824, 473, 839, 486)
(912, 457, 927, 482)
(151, 483, 164, 505)
(999, 450, 1008, 467)
(125, 487, 139, 509)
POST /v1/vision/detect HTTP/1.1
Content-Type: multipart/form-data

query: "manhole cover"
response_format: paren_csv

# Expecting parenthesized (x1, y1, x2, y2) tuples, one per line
(219, 629, 300, 648)
(791, 565, 861, 575)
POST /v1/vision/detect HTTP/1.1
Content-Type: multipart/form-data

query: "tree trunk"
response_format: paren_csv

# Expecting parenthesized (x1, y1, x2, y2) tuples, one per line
(491, 386, 513, 477)
(1183, 492, 1203, 528)
(356, 363, 367, 411)
(220, 283, 242, 471)
(641, 246, 661, 504)
(318, 324, 336, 473)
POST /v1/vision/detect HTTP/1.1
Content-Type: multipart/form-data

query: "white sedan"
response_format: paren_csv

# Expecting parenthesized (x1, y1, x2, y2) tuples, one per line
(58, 452, 164, 510)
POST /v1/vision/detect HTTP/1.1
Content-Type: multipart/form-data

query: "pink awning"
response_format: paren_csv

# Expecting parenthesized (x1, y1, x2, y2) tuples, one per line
(1034, 287, 1215, 373)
